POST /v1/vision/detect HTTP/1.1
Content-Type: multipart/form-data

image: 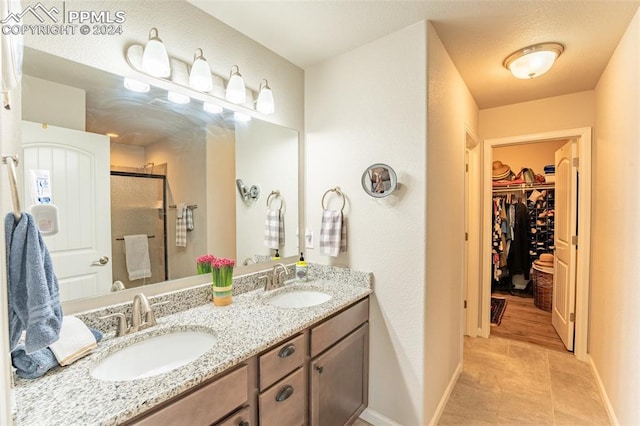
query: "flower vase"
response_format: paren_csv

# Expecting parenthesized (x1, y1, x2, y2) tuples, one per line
(212, 265, 234, 306)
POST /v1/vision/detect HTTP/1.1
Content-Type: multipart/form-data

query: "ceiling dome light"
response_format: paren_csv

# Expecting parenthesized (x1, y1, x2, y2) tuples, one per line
(226, 65, 246, 104)
(189, 48, 213, 92)
(503, 42, 564, 79)
(142, 28, 171, 78)
(256, 79, 275, 114)
(123, 77, 150, 93)
(203, 102, 223, 114)
(168, 91, 190, 104)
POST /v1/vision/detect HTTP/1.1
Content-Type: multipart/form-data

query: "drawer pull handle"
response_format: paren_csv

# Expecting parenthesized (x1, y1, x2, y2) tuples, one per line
(315, 365, 324, 374)
(239, 422, 249, 426)
(275, 385, 294, 402)
(278, 343, 296, 358)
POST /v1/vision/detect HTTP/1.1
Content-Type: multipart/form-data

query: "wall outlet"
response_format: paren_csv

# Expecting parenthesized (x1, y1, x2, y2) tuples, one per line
(305, 228, 314, 249)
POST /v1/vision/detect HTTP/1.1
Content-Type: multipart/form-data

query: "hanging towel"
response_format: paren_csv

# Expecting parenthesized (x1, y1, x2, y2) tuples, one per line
(264, 209, 284, 249)
(11, 328, 103, 379)
(176, 203, 187, 247)
(49, 315, 98, 366)
(186, 206, 194, 231)
(319, 210, 347, 257)
(5, 213, 63, 354)
(124, 234, 151, 281)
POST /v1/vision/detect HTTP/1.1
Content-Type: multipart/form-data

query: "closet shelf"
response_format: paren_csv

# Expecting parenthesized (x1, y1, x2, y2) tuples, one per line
(492, 182, 555, 193)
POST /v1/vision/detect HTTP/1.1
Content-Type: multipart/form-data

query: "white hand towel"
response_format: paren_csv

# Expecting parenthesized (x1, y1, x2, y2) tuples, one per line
(49, 316, 97, 366)
(176, 204, 187, 247)
(124, 234, 152, 280)
(264, 209, 284, 249)
(319, 210, 347, 257)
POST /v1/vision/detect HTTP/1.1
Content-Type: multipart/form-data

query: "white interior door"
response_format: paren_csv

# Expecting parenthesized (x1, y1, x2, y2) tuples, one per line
(21, 121, 112, 301)
(553, 140, 577, 351)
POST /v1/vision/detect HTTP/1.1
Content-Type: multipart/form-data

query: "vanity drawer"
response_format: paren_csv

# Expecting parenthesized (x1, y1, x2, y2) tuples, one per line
(259, 333, 306, 391)
(216, 406, 251, 426)
(131, 364, 248, 426)
(259, 367, 305, 426)
(310, 298, 369, 357)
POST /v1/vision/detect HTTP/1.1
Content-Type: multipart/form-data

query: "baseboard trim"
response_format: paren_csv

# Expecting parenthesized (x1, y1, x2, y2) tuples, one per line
(428, 361, 463, 426)
(588, 355, 619, 426)
(359, 408, 402, 426)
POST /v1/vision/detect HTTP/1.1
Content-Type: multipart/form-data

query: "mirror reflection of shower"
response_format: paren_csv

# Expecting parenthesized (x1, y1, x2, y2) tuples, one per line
(110, 168, 167, 289)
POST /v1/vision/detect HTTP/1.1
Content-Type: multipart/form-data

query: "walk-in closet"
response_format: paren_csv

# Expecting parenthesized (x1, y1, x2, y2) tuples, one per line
(489, 139, 570, 352)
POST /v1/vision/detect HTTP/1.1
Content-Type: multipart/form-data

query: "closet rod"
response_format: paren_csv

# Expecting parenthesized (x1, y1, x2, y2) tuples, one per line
(492, 182, 555, 194)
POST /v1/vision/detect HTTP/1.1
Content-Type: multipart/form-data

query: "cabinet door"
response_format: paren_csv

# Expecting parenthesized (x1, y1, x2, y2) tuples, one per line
(310, 324, 369, 426)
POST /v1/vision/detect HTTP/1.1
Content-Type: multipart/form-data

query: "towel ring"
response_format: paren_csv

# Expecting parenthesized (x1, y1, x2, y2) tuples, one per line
(267, 190, 284, 210)
(321, 187, 346, 212)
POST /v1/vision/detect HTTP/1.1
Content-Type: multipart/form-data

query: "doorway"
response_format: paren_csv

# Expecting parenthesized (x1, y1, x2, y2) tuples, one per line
(478, 128, 592, 360)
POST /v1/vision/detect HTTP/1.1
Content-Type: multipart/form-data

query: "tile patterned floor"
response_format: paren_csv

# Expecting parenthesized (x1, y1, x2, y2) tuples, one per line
(438, 336, 611, 425)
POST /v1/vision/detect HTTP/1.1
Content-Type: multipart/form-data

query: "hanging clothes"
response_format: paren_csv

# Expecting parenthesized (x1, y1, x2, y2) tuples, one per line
(507, 201, 531, 279)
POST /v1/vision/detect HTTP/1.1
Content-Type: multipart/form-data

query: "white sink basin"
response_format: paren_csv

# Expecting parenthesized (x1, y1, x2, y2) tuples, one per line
(91, 331, 216, 382)
(267, 290, 332, 308)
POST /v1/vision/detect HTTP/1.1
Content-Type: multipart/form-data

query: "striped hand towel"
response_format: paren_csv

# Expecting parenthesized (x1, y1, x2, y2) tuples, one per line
(319, 210, 347, 257)
(264, 209, 284, 249)
(186, 207, 194, 231)
(176, 203, 187, 247)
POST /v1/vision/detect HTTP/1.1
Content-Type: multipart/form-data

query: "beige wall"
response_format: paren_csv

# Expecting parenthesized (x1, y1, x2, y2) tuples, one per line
(480, 91, 595, 140)
(426, 23, 479, 422)
(22, 75, 86, 131)
(493, 139, 568, 177)
(305, 22, 427, 426)
(110, 143, 145, 168)
(592, 8, 640, 425)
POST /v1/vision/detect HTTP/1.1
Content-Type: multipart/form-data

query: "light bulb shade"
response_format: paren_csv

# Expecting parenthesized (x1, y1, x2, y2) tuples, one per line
(142, 28, 171, 78)
(168, 91, 190, 104)
(203, 102, 223, 114)
(226, 65, 246, 104)
(256, 80, 275, 114)
(189, 49, 213, 92)
(123, 77, 150, 93)
(504, 43, 564, 79)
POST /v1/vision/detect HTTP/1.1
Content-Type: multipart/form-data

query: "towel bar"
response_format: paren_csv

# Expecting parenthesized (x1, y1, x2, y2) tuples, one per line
(169, 204, 198, 209)
(116, 235, 155, 241)
(321, 187, 346, 212)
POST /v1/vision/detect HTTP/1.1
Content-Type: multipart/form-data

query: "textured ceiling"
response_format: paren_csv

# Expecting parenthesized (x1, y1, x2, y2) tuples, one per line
(187, 0, 640, 108)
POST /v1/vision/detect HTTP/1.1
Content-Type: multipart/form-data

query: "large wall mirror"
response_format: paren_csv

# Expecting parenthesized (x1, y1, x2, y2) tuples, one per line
(20, 47, 299, 304)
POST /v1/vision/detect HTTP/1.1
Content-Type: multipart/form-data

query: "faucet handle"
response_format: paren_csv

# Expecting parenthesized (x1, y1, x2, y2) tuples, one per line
(99, 313, 128, 337)
(147, 301, 170, 327)
(259, 274, 272, 290)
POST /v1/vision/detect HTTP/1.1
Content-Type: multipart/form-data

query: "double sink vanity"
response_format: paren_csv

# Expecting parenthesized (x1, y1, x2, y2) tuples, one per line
(13, 265, 372, 426)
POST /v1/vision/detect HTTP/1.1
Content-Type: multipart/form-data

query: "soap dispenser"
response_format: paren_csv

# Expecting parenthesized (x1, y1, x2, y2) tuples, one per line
(272, 249, 280, 261)
(296, 252, 308, 282)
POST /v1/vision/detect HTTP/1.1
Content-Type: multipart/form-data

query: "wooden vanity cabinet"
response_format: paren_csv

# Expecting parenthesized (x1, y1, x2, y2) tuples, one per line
(126, 362, 255, 426)
(309, 299, 369, 426)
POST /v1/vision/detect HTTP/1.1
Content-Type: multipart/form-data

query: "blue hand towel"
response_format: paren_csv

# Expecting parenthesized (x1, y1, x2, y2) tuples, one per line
(5, 213, 63, 354)
(11, 328, 103, 379)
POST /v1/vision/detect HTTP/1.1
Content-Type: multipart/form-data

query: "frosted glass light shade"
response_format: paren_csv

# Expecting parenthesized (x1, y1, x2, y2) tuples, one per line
(142, 28, 170, 78)
(124, 77, 150, 93)
(504, 43, 564, 79)
(226, 65, 246, 104)
(168, 91, 190, 104)
(256, 80, 275, 114)
(189, 49, 213, 92)
(203, 102, 223, 114)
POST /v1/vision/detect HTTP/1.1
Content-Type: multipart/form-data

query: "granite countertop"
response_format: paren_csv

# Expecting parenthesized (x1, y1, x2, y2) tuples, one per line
(14, 276, 371, 426)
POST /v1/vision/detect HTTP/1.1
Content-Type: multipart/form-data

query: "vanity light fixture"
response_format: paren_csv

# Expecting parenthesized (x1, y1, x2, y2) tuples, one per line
(225, 65, 246, 104)
(105, 132, 119, 138)
(203, 102, 223, 114)
(142, 28, 171, 78)
(189, 48, 213, 92)
(503, 42, 564, 79)
(123, 77, 150, 93)
(256, 79, 275, 114)
(234, 111, 252, 122)
(167, 90, 190, 104)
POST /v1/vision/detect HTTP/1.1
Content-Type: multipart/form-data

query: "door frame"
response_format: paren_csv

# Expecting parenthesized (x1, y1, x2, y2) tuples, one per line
(465, 126, 481, 337)
(480, 127, 591, 360)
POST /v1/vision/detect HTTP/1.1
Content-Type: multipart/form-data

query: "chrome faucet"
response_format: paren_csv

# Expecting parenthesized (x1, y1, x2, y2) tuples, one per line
(261, 263, 289, 291)
(100, 293, 165, 337)
(242, 257, 257, 266)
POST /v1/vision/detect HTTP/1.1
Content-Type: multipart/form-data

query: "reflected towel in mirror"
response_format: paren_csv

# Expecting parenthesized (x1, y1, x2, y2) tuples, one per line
(123, 234, 151, 280)
(264, 209, 284, 249)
